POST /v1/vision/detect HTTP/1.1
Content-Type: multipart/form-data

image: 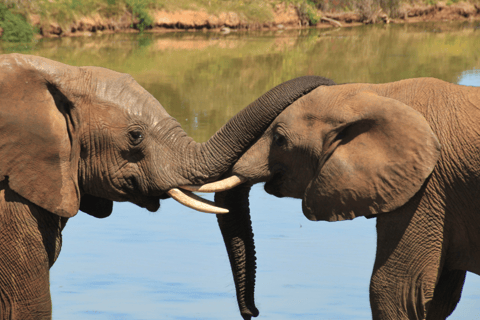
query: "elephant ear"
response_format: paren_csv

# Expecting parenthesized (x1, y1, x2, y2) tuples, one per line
(302, 91, 441, 221)
(0, 54, 80, 217)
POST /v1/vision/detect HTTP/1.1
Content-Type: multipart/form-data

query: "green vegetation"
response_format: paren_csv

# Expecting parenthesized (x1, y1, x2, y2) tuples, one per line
(285, 0, 321, 25)
(0, 3, 33, 42)
(0, 0, 479, 41)
(126, 0, 154, 32)
(29, 0, 131, 29)
(0, 0, 276, 37)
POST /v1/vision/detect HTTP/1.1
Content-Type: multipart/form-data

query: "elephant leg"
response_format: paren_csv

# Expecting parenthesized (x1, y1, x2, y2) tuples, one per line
(370, 189, 445, 320)
(370, 260, 439, 320)
(425, 269, 466, 320)
(0, 183, 66, 319)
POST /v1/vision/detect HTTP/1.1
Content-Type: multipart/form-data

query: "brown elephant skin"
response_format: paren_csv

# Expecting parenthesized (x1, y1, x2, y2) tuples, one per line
(0, 53, 332, 319)
(218, 77, 480, 320)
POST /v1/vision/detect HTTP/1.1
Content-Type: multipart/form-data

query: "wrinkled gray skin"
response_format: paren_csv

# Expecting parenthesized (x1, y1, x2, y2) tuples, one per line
(0, 53, 329, 319)
(218, 78, 480, 320)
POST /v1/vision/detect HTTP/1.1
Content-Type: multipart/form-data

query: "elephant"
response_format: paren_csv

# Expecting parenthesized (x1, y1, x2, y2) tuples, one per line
(196, 77, 480, 319)
(0, 53, 331, 319)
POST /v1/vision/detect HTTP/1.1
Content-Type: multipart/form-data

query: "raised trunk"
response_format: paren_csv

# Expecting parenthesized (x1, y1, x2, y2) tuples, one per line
(178, 76, 336, 184)
(215, 184, 257, 319)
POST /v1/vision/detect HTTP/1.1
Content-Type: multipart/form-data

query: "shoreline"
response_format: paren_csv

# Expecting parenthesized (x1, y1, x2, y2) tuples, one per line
(3, 2, 480, 39)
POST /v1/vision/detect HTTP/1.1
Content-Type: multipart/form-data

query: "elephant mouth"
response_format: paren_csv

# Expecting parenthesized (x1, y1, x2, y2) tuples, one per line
(132, 195, 161, 212)
(122, 177, 161, 211)
(125, 175, 240, 214)
(264, 166, 286, 198)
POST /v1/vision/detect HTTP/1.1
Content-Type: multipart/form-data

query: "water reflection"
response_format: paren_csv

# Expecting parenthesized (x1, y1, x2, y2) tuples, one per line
(458, 68, 480, 86)
(2, 21, 479, 142)
(1, 22, 479, 319)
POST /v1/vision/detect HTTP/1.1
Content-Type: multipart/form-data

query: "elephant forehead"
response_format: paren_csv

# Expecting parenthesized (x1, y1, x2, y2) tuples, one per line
(289, 86, 360, 124)
(273, 84, 377, 138)
(85, 66, 170, 126)
(275, 98, 305, 122)
(274, 99, 323, 131)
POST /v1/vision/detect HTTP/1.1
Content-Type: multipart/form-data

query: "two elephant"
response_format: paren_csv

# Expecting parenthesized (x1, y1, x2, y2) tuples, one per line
(0, 53, 328, 319)
(1, 53, 478, 320)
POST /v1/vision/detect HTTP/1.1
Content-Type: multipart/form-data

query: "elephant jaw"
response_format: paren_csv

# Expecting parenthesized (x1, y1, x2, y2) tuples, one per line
(130, 195, 161, 212)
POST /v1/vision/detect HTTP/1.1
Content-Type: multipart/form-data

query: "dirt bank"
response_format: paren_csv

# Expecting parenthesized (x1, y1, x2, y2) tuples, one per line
(27, 1, 480, 38)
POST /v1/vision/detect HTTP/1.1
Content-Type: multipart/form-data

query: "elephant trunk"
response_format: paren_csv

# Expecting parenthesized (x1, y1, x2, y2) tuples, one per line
(178, 76, 336, 185)
(104, 75, 335, 213)
(215, 184, 258, 319)
(153, 76, 334, 213)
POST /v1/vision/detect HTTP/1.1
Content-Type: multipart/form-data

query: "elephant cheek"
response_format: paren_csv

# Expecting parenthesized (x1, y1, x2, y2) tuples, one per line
(301, 198, 320, 221)
(301, 181, 323, 221)
(232, 139, 270, 180)
(302, 179, 349, 222)
(302, 195, 345, 222)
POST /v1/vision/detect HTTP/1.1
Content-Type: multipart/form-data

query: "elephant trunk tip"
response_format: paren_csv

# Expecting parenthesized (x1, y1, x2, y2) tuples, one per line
(241, 305, 259, 319)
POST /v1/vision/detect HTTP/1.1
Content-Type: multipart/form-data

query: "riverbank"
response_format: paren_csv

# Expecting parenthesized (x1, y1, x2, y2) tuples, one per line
(1, 0, 480, 39)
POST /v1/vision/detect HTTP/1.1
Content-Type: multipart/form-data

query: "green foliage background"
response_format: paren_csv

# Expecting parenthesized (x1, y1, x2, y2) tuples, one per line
(0, 3, 33, 42)
(1, 0, 479, 41)
(126, 0, 154, 32)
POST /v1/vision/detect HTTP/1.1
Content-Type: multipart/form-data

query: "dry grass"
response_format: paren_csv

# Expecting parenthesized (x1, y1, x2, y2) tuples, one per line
(1, 0, 274, 28)
(1, 0, 479, 41)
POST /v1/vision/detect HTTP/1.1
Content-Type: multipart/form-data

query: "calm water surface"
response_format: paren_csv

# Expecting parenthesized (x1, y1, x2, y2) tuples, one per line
(2, 22, 480, 319)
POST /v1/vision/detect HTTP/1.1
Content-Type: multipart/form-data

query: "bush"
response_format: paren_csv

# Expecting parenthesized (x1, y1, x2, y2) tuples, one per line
(126, 0, 153, 32)
(300, 0, 321, 25)
(0, 3, 33, 42)
(286, 0, 321, 25)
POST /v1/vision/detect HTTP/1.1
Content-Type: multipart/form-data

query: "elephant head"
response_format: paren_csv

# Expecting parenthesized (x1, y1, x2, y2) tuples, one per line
(0, 53, 331, 219)
(209, 81, 442, 318)
(234, 84, 441, 220)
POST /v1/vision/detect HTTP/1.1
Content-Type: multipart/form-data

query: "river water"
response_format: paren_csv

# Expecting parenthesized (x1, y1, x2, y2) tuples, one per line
(2, 21, 480, 319)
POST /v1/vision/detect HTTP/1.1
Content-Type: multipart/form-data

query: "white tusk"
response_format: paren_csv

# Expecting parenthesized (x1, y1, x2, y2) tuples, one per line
(179, 175, 246, 193)
(167, 188, 229, 214)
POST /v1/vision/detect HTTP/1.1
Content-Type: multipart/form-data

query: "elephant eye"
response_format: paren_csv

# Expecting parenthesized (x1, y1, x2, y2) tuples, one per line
(335, 125, 351, 141)
(335, 130, 346, 140)
(129, 130, 144, 145)
(273, 133, 286, 147)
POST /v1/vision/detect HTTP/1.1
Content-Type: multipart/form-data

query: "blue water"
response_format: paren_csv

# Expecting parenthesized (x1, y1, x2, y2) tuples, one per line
(51, 184, 376, 320)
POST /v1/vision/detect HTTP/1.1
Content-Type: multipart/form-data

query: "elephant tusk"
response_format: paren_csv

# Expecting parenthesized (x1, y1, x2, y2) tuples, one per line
(167, 188, 229, 214)
(179, 175, 247, 193)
